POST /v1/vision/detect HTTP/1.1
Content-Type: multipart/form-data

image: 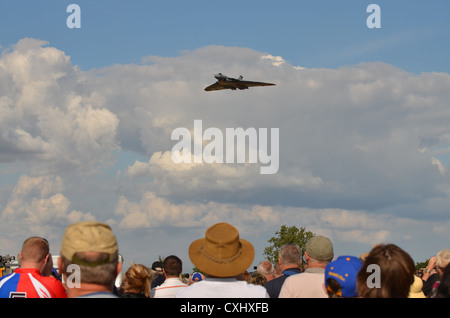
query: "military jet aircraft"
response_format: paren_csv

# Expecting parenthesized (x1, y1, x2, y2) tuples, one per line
(204, 73, 276, 91)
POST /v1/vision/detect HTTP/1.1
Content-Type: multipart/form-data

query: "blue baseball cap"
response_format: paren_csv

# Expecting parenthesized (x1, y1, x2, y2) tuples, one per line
(191, 272, 203, 282)
(325, 255, 362, 297)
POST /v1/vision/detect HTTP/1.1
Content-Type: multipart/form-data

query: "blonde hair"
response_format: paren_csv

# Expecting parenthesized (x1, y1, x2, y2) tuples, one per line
(121, 263, 152, 298)
(247, 272, 267, 286)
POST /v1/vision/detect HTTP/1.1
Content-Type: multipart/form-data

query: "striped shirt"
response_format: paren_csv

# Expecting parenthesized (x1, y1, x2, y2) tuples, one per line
(0, 268, 67, 298)
(151, 277, 188, 298)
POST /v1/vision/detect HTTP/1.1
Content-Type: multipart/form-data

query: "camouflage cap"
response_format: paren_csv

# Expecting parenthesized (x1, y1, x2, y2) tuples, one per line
(61, 221, 118, 265)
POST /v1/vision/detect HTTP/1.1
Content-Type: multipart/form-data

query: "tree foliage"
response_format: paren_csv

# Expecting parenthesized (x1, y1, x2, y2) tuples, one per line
(416, 258, 431, 271)
(263, 225, 315, 264)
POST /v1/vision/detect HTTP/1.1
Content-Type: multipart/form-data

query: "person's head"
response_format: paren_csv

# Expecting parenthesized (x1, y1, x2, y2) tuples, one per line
(19, 236, 51, 273)
(356, 244, 415, 298)
(436, 249, 450, 276)
(279, 243, 302, 267)
(305, 235, 334, 266)
(59, 221, 121, 291)
(191, 272, 203, 283)
(273, 262, 282, 277)
(163, 255, 183, 277)
(151, 261, 163, 275)
(121, 263, 152, 297)
(324, 256, 362, 298)
(248, 272, 267, 286)
(256, 260, 274, 280)
(188, 222, 254, 278)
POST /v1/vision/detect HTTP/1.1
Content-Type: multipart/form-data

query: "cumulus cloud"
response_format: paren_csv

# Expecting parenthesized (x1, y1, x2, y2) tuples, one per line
(103, 53, 450, 211)
(1, 39, 450, 264)
(0, 174, 94, 247)
(0, 38, 119, 174)
(115, 192, 279, 231)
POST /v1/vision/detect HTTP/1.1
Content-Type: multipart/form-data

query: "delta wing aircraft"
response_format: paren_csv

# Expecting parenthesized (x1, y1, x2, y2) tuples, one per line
(204, 73, 276, 91)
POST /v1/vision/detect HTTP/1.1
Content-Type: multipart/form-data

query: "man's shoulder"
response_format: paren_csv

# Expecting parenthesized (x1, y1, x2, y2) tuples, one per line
(281, 272, 311, 291)
(0, 273, 13, 282)
(155, 277, 187, 288)
(264, 274, 288, 288)
(282, 268, 325, 290)
(176, 279, 268, 298)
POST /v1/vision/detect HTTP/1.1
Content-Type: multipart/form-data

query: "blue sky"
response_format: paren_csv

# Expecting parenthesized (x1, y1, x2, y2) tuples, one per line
(1, 0, 450, 273)
(1, 1, 449, 72)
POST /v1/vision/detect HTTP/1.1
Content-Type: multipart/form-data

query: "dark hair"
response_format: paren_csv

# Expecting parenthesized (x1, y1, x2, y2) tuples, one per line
(326, 278, 343, 298)
(435, 264, 450, 298)
(356, 244, 415, 298)
(163, 255, 183, 276)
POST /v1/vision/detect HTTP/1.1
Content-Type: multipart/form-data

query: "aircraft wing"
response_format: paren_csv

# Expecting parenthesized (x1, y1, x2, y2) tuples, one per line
(239, 80, 276, 87)
(204, 81, 276, 91)
(204, 75, 276, 91)
(204, 82, 228, 91)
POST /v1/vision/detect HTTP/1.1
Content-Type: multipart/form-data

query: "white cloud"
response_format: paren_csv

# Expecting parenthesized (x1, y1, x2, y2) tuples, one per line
(114, 192, 279, 232)
(431, 157, 446, 175)
(0, 38, 119, 174)
(1, 39, 450, 265)
(0, 175, 94, 247)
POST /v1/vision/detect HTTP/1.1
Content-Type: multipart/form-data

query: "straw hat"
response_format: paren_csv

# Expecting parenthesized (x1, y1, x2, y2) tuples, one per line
(188, 223, 254, 277)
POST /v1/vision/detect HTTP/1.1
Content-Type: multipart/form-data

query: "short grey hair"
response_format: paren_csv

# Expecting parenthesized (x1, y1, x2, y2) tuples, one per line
(256, 260, 274, 276)
(279, 244, 302, 265)
(437, 249, 450, 269)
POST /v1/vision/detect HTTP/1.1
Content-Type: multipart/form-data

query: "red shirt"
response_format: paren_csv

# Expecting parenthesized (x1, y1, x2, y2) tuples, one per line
(0, 268, 67, 298)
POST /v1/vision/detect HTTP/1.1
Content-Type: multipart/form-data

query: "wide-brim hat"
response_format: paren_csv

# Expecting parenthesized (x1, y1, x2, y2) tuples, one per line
(189, 223, 254, 278)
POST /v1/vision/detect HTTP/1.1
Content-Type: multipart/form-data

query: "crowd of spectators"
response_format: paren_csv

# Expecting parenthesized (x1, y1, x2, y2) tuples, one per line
(0, 221, 448, 299)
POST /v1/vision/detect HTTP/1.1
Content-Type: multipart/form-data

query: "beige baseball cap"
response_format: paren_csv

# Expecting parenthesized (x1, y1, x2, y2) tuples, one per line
(61, 221, 118, 265)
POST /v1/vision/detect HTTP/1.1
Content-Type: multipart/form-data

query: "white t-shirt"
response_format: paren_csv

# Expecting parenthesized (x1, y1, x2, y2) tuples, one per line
(175, 277, 269, 298)
(151, 277, 188, 298)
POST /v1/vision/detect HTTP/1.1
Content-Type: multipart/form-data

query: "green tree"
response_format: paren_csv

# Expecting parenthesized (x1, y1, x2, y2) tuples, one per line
(192, 267, 206, 276)
(263, 225, 315, 265)
(416, 258, 431, 271)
